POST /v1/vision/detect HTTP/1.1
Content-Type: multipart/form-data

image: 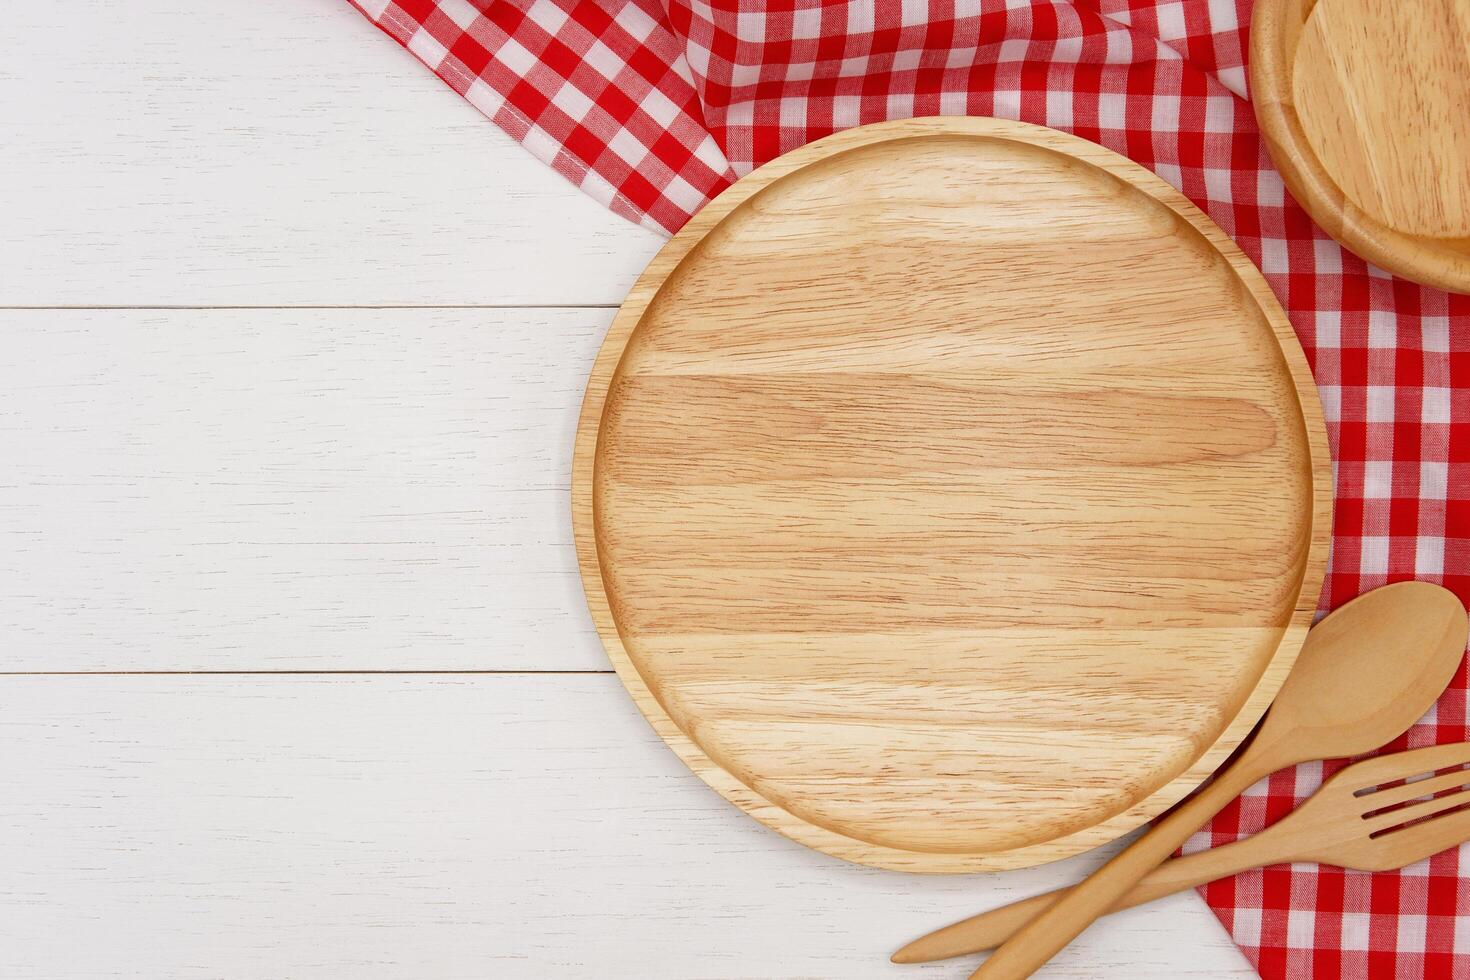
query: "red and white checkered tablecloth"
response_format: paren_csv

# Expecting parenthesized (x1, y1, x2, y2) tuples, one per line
(349, 1, 1470, 975)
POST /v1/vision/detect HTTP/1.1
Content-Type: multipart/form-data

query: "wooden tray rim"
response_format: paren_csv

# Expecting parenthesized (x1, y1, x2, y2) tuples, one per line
(572, 116, 1334, 873)
(1250, 0, 1470, 294)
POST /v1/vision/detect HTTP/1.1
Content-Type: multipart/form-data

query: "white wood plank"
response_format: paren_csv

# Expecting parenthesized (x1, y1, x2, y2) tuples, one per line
(0, 674, 1255, 979)
(0, 307, 611, 672)
(0, 0, 661, 307)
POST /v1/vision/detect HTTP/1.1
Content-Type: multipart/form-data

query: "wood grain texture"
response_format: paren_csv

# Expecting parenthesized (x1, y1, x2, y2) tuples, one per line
(969, 582, 1469, 979)
(0, 5, 1258, 976)
(899, 738, 1470, 963)
(1251, 0, 1470, 292)
(575, 118, 1332, 873)
(1294, 0, 1470, 238)
(0, 0, 659, 306)
(0, 675, 1257, 980)
(0, 308, 612, 672)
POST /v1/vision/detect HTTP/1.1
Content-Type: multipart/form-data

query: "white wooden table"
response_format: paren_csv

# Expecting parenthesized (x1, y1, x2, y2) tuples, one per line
(0, 3, 1256, 976)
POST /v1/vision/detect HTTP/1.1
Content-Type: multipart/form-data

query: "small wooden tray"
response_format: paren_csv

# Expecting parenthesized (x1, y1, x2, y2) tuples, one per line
(574, 118, 1331, 872)
(1251, 0, 1470, 292)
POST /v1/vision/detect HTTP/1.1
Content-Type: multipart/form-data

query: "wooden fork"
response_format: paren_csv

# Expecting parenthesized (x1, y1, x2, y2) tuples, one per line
(894, 741, 1470, 965)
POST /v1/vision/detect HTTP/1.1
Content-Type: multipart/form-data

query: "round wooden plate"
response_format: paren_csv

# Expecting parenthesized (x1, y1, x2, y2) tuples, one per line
(574, 117, 1332, 872)
(1251, 0, 1470, 293)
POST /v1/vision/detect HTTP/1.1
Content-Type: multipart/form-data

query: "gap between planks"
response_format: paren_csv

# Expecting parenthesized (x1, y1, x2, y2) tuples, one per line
(0, 669, 615, 676)
(0, 304, 621, 311)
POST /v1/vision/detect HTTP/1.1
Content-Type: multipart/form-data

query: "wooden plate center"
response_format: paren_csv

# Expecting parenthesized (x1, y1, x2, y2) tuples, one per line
(578, 119, 1330, 870)
(1292, 0, 1470, 238)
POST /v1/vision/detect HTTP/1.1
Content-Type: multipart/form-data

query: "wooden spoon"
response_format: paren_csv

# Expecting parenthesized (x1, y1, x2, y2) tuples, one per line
(895, 740, 1470, 963)
(968, 581, 1467, 980)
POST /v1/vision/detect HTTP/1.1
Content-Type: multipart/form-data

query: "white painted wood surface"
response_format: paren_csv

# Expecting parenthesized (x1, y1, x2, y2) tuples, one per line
(0, 1, 1255, 976)
(0, 308, 610, 672)
(0, 0, 659, 306)
(0, 676, 1254, 979)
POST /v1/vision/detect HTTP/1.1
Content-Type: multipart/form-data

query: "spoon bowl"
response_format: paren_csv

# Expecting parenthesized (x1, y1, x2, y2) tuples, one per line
(966, 581, 1468, 980)
(1250, 581, 1468, 766)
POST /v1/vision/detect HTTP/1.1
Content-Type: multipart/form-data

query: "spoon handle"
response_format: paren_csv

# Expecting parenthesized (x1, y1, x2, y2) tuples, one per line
(894, 821, 1298, 962)
(970, 755, 1273, 980)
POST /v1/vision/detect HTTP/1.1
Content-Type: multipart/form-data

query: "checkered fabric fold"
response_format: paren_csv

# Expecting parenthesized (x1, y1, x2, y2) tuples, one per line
(349, 1, 1470, 975)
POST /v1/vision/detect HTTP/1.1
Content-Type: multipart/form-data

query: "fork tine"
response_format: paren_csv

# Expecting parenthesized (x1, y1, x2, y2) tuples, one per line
(1362, 766, 1470, 814)
(1334, 742, 1470, 792)
(1365, 785, 1470, 834)
(1371, 805, 1470, 868)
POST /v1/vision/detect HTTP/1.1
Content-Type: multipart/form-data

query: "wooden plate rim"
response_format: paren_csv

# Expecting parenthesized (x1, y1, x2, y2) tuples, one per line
(1249, 0, 1470, 294)
(572, 116, 1333, 872)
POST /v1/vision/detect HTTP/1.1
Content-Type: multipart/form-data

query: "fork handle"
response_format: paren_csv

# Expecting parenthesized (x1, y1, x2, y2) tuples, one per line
(893, 821, 1298, 963)
(969, 753, 1275, 979)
